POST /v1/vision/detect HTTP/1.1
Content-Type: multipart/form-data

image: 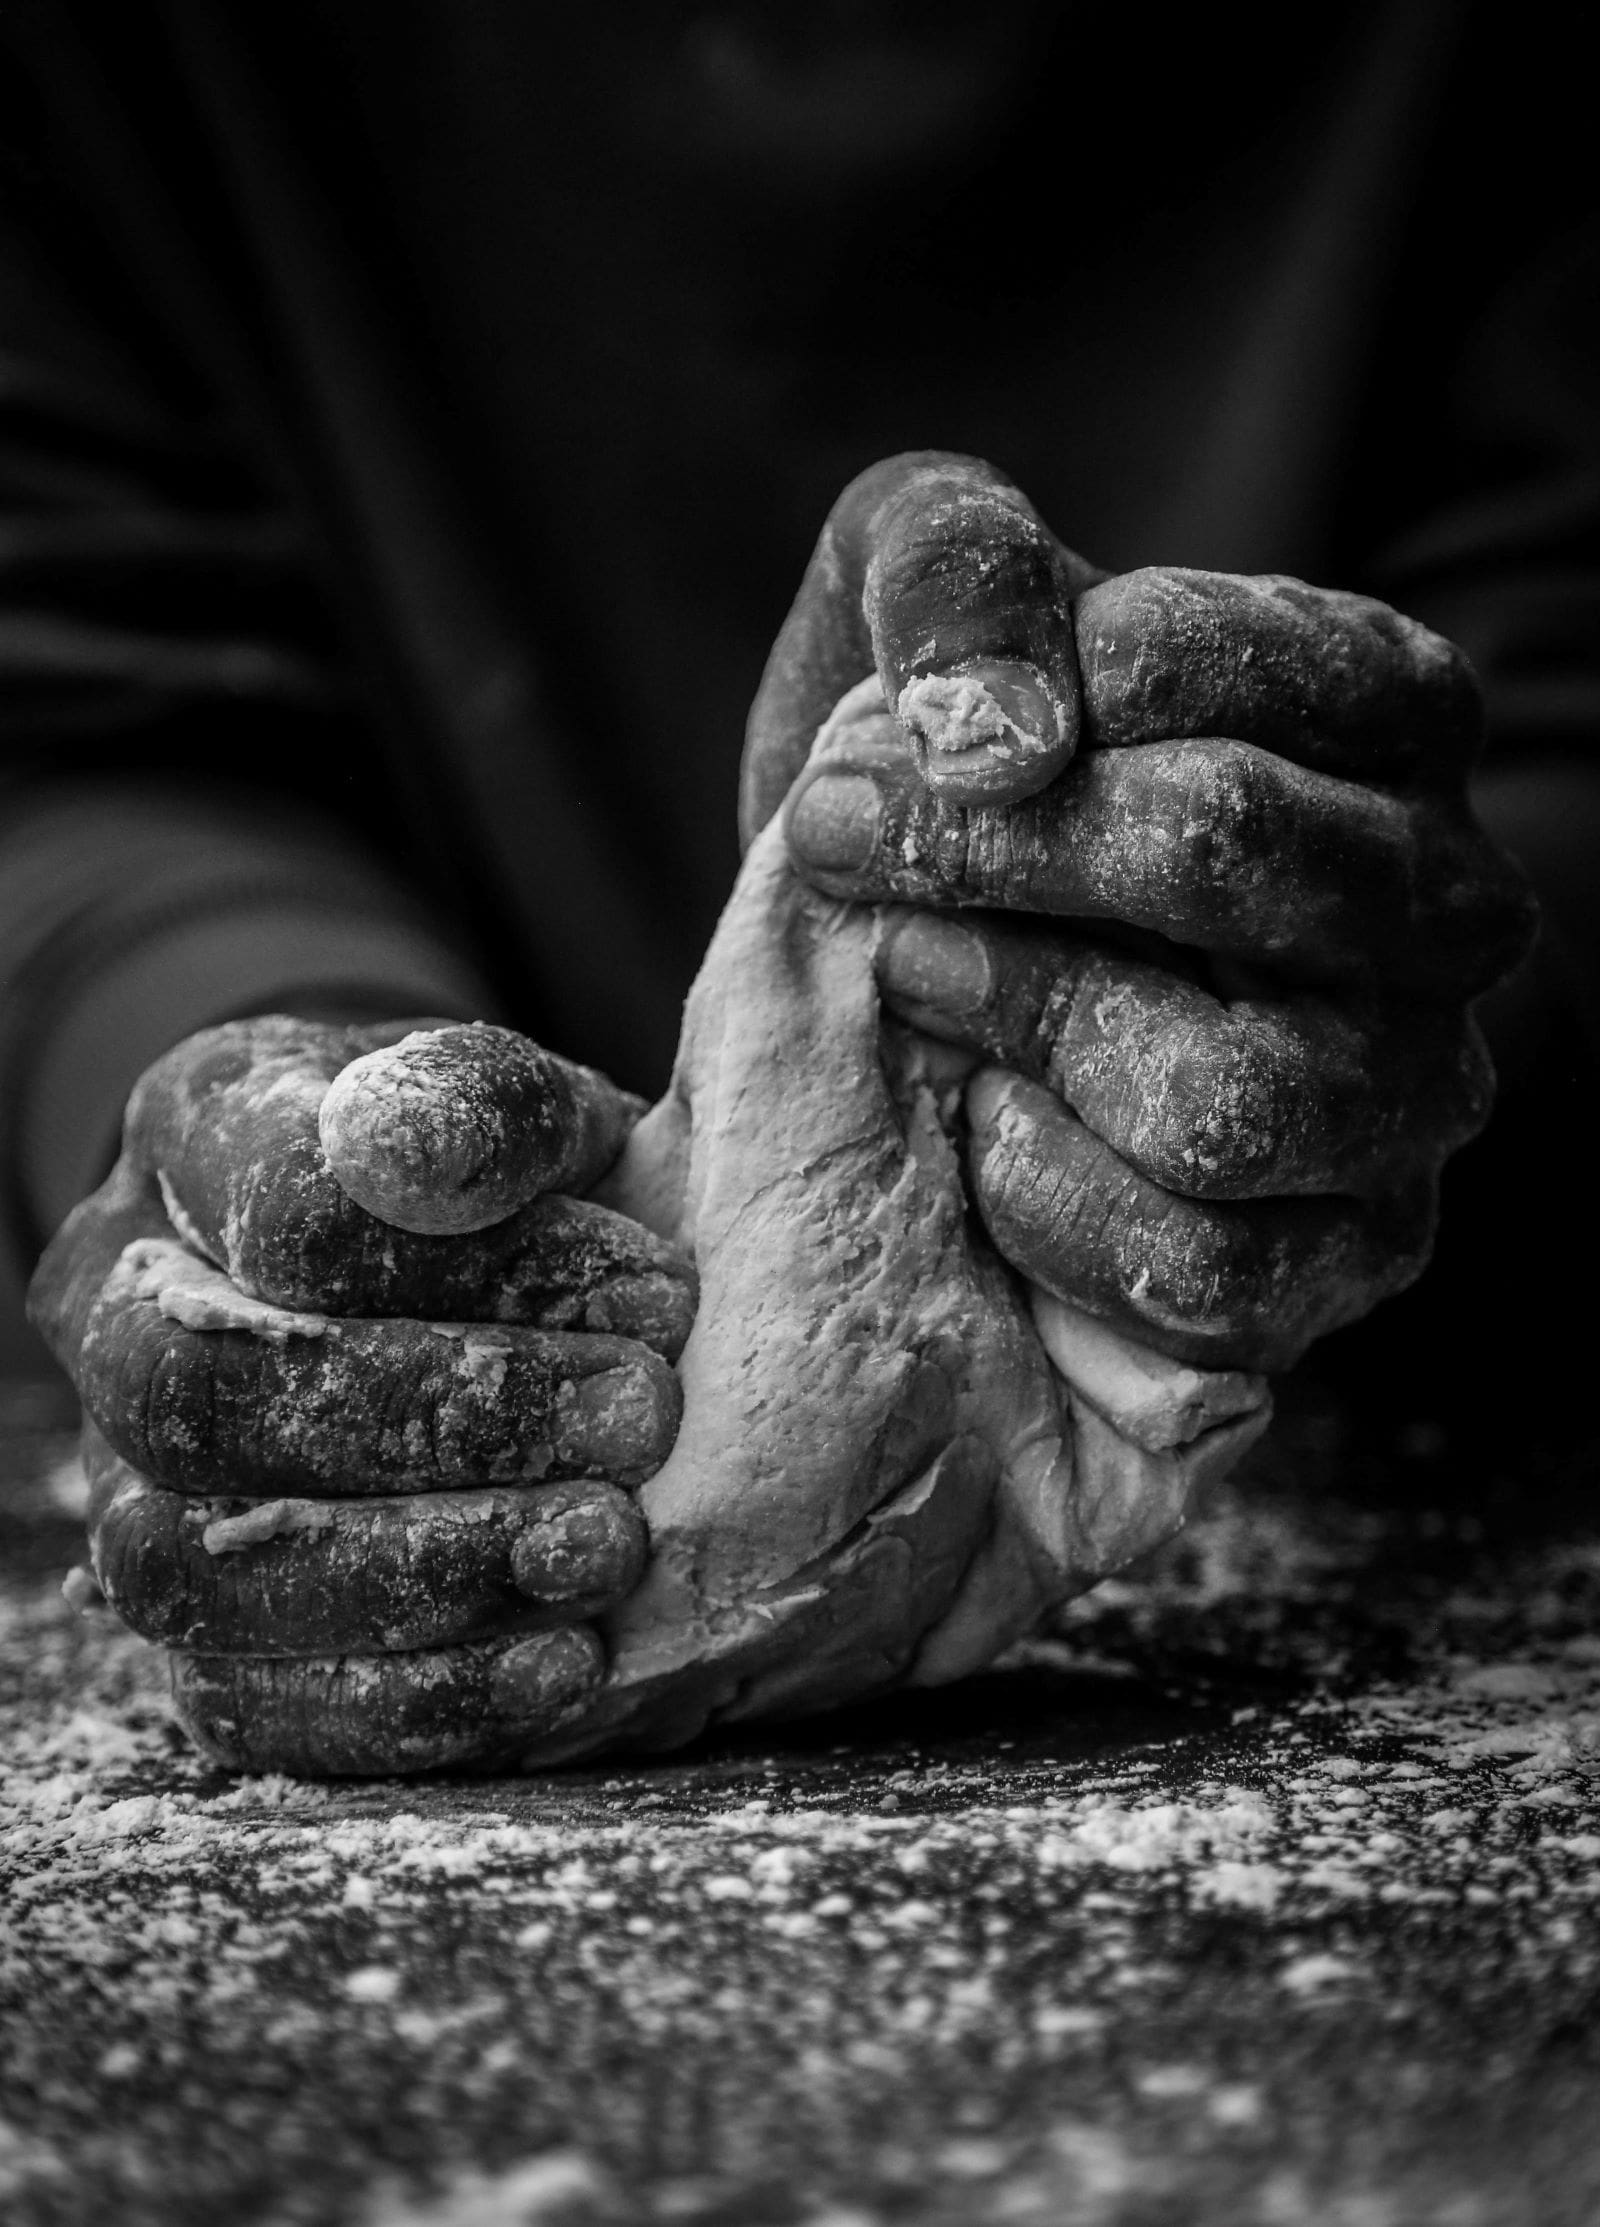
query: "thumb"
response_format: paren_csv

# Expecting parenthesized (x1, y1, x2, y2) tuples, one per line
(741, 451, 1104, 842)
(319, 1022, 643, 1235)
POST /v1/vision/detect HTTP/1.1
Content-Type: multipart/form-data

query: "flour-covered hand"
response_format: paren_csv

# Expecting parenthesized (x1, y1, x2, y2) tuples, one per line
(757, 454, 1537, 1370)
(30, 1018, 693, 1774)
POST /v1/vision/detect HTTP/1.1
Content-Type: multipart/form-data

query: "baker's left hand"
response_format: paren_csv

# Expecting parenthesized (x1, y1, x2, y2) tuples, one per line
(747, 453, 1538, 1372)
(31, 1018, 694, 1775)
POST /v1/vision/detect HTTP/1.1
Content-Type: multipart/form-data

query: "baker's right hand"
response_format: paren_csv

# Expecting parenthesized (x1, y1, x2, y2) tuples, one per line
(748, 453, 1538, 1373)
(28, 1016, 694, 1776)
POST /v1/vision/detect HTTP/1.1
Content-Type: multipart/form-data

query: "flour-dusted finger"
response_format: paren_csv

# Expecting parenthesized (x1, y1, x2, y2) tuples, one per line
(966, 1069, 1437, 1371)
(318, 1022, 640, 1234)
(123, 1016, 692, 1350)
(1078, 568, 1485, 788)
(741, 451, 1101, 835)
(74, 1232, 679, 1497)
(86, 1434, 645, 1655)
(876, 909, 1495, 1199)
(169, 1630, 606, 1776)
(786, 708, 1537, 995)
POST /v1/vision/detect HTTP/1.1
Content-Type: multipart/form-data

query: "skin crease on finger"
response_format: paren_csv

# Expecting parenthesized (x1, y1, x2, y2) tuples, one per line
(85, 1434, 648, 1657)
(965, 1071, 1438, 1373)
(75, 1239, 681, 1498)
(26, 1157, 684, 1503)
(166, 1628, 608, 1777)
(786, 705, 1535, 997)
(874, 909, 1496, 1202)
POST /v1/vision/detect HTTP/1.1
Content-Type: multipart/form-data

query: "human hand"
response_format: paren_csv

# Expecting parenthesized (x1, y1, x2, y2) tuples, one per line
(510, 727, 1274, 1761)
(752, 453, 1538, 1372)
(29, 1018, 694, 1775)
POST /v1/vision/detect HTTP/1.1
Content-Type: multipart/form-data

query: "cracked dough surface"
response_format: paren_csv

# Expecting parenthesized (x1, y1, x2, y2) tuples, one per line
(533, 799, 1269, 1760)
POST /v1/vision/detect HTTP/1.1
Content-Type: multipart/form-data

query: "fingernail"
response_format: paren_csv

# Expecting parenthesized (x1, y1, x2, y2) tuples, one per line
(490, 1627, 605, 1721)
(878, 914, 993, 1015)
(897, 662, 1064, 766)
(511, 1488, 646, 1603)
(787, 773, 883, 872)
(964, 1065, 1020, 1136)
(557, 1361, 678, 1481)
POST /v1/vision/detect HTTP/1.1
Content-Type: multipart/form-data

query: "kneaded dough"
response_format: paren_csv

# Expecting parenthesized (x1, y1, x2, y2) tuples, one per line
(523, 693, 1270, 1759)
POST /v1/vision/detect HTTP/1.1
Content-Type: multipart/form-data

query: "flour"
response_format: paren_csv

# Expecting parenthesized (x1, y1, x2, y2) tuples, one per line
(895, 672, 1048, 766)
(201, 1499, 338, 1555)
(5, 1404, 1599, 2227)
(114, 1236, 327, 1344)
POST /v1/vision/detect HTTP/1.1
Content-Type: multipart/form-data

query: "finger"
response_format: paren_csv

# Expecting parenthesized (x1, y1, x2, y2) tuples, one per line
(318, 1022, 636, 1233)
(785, 709, 1538, 995)
(876, 909, 1495, 1197)
(169, 1629, 606, 1776)
(87, 1437, 646, 1655)
(1078, 568, 1484, 788)
(123, 1017, 692, 1350)
(966, 1069, 1437, 1370)
(70, 1209, 679, 1496)
(740, 451, 1102, 838)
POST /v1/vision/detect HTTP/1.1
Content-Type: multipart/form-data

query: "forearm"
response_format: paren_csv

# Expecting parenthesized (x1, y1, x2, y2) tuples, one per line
(0, 780, 498, 1271)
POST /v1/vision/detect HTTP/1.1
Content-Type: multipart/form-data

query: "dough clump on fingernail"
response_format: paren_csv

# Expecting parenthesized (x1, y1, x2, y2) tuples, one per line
(897, 671, 1043, 761)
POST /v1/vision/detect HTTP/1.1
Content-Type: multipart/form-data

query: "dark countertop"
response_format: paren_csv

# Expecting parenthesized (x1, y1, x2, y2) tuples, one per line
(3, 1377, 1598, 2227)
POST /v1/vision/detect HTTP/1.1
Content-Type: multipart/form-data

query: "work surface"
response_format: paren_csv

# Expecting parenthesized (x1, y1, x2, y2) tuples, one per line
(2, 1378, 1598, 2227)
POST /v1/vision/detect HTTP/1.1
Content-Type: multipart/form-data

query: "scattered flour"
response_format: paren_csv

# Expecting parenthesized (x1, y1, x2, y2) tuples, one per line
(4, 1422, 1599, 2225)
(354, 2149, 616, 2226)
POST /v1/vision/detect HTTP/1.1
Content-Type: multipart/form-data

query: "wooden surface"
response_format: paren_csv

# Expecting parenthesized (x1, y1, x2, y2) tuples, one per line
(3, 1377, 1598, 2227)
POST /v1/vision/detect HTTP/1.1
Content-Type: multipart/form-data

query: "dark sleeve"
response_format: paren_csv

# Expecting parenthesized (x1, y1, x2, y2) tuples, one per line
(0, 85, 497, 1283)
(1370, 213, 1600, 773)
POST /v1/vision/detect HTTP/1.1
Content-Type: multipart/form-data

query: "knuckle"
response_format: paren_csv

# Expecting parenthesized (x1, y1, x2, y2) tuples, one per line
(1185, 740, 1278, 856)
(1078, 568, 1210, 739)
